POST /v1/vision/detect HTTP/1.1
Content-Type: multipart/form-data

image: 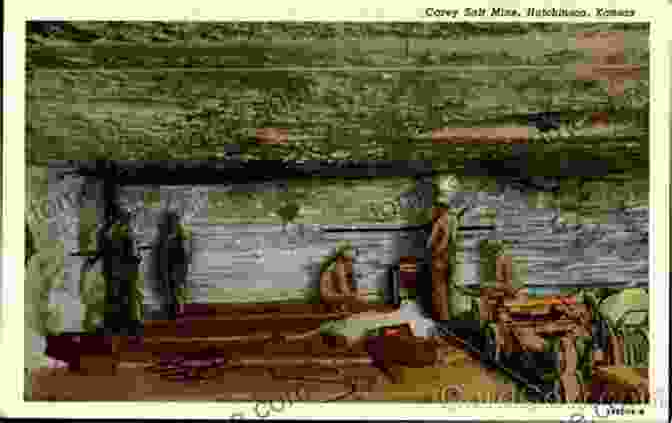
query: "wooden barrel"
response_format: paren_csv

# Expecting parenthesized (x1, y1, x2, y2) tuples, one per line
(399, 256, 418, 289)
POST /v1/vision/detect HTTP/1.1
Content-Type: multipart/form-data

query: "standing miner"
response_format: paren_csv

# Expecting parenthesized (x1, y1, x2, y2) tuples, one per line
(157, 210, 192, 319)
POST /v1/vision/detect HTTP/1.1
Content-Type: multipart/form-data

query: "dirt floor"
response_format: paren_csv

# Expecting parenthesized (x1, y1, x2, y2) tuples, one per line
(28, 347, 519, 402)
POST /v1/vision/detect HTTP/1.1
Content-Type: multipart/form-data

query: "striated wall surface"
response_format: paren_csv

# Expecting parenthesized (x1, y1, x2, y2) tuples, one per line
(33, 168, 648, 312)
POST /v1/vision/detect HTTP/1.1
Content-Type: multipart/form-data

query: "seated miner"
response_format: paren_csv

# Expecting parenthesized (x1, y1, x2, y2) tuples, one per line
(495, 243, 528, 301)
(479, 239, 529, 321)
(319, 242, 369, 311)
(318, 243, 443, 348)
(479, 240, 546, 359)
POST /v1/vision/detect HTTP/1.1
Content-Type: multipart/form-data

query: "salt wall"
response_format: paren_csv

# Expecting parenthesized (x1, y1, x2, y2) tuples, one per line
(32, 166, 648, 319)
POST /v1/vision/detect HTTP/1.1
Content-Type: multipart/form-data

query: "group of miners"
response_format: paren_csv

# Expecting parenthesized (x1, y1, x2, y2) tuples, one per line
(84, 193, 526, 346)
(78, 208, 192, 334)
(317, 200, 527, 341)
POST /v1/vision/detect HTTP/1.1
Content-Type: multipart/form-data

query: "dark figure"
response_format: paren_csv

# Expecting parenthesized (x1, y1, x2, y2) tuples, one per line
(85, 208, 142, 334)
(157, 211, 191, 319)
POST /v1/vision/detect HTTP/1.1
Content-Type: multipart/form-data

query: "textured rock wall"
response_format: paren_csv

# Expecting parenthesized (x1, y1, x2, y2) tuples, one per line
(454, 187, 648, 289)
(116, 181, 428, 306)
(26, 166, 88, 331)
(36, 169, 649, 311)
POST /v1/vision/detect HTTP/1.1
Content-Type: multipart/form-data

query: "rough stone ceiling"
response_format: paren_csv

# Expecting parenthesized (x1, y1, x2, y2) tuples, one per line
(26, 22, 649, 178)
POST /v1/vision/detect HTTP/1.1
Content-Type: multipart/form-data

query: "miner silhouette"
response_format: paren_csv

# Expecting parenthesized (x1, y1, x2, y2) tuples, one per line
(157, 210, 191, 319)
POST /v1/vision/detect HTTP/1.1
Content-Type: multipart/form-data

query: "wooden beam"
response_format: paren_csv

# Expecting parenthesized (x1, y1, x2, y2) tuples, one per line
(66, 159, 433, 185)
(60, 157, 638, 186)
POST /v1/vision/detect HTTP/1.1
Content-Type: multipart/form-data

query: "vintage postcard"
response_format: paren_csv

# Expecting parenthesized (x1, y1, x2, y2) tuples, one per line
(3, 2, 669, 421)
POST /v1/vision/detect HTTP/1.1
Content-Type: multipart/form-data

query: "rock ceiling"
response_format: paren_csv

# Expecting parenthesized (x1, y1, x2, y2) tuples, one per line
(26, 22, 648, 179)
